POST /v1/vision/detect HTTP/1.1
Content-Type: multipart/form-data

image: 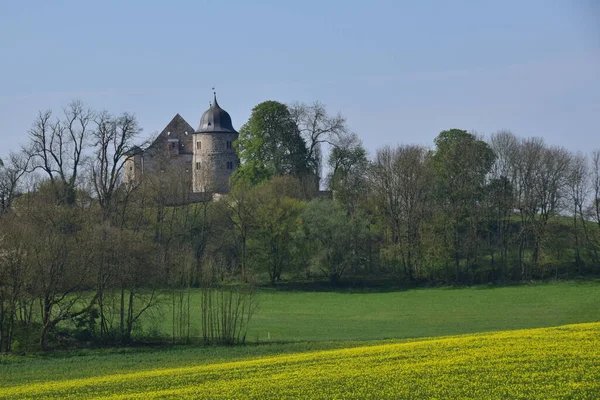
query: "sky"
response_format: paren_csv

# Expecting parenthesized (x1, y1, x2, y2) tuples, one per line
(0, 0, 599, 160)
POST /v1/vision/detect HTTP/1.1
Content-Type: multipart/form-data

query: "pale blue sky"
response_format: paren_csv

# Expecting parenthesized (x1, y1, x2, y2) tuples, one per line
(0, 0, 598, 159)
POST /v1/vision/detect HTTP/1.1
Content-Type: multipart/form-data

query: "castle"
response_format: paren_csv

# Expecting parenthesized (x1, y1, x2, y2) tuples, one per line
(124, 93, 239, 194)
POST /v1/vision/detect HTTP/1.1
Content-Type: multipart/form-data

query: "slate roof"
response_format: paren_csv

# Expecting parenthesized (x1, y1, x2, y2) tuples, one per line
(195, 94, 238, 134)
(149, 113, 195, 155)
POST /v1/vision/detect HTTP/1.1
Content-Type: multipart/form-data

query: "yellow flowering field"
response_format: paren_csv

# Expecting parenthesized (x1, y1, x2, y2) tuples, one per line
(1, 323, 598, 399)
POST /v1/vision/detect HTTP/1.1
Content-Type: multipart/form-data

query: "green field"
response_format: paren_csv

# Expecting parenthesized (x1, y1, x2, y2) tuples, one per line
(155, 280, 600, 342)
(1, 281, 599, 398)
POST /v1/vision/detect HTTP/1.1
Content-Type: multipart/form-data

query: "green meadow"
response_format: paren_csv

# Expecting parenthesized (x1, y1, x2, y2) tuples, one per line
(154, 280, 600, 342)
(1, 281, 599, 397)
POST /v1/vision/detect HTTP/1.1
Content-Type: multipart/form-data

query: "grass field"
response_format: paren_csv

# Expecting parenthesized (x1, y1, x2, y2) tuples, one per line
(1, 323, 598, 399)
(1, 281, 599, 398)
(154, 280, 600, 342)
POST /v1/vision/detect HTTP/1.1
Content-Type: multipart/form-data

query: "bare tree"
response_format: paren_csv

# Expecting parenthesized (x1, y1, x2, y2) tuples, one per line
(488, 131, 519, 280)
(513, 137, 545, 278)
(289, 101, 348, 188)
(591, 150, 600, 230)
(587, 150, 600, 272)
(490, 131, 519, 181)
(567, 153, 590, 273)
(91, 111, 142, 219)
(532, 145, 571, 273)
(24, 100, 94, 204)
(370, 145, 432, 279)
(512, 138, 572, 277)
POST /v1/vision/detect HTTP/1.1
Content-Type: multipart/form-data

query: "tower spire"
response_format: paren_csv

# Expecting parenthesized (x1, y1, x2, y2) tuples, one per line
(212, 87, 218, 107)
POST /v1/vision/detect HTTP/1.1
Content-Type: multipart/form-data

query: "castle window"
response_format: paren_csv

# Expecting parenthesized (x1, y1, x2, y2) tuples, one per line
(227, 161, 233, 170)
(196, 141, 201, 150)
(196, 162, 201, 170)
(226, 140, 232, 149)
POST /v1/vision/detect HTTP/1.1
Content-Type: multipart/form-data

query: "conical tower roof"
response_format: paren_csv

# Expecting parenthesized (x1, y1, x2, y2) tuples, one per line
(196, 93, 237, 134)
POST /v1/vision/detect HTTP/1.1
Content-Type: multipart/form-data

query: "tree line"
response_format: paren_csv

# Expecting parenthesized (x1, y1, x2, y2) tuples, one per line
(1, 99, 599, 352)
(233, 100, 600, 285)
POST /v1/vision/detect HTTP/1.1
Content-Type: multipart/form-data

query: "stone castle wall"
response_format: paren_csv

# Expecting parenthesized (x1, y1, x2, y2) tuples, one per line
(124, 154, 143, 185)
(192, 132, 239, 193)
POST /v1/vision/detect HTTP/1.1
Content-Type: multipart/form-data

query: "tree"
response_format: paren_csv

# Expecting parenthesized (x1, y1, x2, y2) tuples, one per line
(248, 177, 306, 284)
(588, 150, 600, 272)
(532, 145, 571, 274)
(0, 153, 28, 215)
(500, 137, 572, 278)
(300, 199, 370, 283)
(24, 100, 94, 205)
(1, 101, 173, 350)
(512, 137, 545, 278)
(370, 145, 433, 280)
(488, 131, 519, 280)
(289, 101, 348, 189)
(233, 101, 309, 187)
(15, 186, 98, 349)
(431, 129, 496, 282)
(592, 151, 600, 230)
(223, 183, 256, 281)
(566, 153, 589, 274)
(89, 111, 150, 343)
(91, 111, 142, 219)
(0, 211, 30, 352)
(328, 133, 369, 215)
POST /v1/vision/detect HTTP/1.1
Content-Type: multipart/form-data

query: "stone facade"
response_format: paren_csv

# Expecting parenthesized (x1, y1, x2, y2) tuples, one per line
(124, 152, 143, 184)
(124, 95, 239, 195)
(192, 132, 238, 193)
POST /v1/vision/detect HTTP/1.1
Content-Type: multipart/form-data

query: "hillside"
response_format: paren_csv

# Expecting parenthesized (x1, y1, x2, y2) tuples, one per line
(1, 323, 598, 399)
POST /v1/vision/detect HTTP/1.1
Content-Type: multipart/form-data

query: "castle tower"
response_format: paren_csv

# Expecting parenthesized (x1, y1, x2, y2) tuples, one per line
(192, 93, 239, 193)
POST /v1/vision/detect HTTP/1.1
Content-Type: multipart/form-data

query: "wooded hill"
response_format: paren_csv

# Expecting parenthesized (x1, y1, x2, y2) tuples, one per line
(1, 99, 599, 351)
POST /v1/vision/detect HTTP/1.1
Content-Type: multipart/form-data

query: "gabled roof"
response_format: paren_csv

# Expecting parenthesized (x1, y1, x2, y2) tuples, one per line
(149, 114, 195, 154)
(159, 114, 194, 137)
